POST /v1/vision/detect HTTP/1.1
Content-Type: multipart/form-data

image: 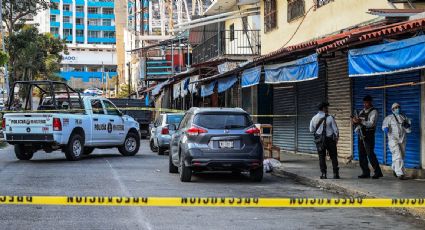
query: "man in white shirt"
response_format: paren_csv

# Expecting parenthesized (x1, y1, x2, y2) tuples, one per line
(382, 102, 411, 180)
(310, 102, 339, 179)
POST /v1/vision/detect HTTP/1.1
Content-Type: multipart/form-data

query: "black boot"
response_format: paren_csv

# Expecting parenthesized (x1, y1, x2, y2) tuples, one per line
(333, 171, 340, 179)
(320, 173, 327, 179)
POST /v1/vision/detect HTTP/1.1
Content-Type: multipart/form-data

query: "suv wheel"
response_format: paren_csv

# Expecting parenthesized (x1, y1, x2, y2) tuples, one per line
(14, 144, 34, 160)
(119, 132, 140, 156)
(169, 153, 178, 173)
(150, 139, 158, 152)
(249, 166, 264, 182)
(65, 134, 84, 161)
(179, 155, 192, 182)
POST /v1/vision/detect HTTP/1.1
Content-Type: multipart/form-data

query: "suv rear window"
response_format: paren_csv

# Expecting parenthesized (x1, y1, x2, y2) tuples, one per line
(167, 114, 183, 126)
(194, 113, 252, 129)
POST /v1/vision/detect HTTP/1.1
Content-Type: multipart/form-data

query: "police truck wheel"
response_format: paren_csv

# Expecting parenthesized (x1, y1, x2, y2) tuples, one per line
(83, 147, 95, 155)
(179, 156, 192, 182)
(169, 154, 178, 173)
(119, 132, 140, 156)
(150, 139, 158, 152)
(14, 144, 34, 160)
(65, 134, 84, 161)
(249, 166, 263, 182)
(158, 147, 165, 155)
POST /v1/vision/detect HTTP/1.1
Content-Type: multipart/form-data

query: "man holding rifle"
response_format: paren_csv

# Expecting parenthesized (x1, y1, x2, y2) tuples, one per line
(352, 95, 383, 179)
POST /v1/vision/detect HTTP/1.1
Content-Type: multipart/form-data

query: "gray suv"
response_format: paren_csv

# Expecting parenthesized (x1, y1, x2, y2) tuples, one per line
(168, 107, 263, 182)
(150, 113, 184, 155)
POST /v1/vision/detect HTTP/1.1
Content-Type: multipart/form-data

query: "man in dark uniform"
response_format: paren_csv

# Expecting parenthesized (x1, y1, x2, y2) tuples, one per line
(352, 95, 383, 179)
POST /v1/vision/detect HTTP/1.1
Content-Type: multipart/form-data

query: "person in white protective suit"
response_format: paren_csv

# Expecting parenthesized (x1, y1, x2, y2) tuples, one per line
(382, 103, 411, 180)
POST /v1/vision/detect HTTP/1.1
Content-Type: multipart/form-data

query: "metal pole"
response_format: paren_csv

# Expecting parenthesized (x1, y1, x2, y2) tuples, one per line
(128, 62, 131, 99)
(0, 0, 10, 97)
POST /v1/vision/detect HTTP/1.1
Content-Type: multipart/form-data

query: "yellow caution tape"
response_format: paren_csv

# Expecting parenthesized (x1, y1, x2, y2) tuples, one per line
(1, 196, 425, 208)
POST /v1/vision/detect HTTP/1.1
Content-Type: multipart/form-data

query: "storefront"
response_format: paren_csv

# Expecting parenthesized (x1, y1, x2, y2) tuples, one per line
(349, 36, 425, 169)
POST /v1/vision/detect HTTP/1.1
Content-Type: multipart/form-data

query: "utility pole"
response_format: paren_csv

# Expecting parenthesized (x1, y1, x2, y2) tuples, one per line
(127, 62, 131, 99)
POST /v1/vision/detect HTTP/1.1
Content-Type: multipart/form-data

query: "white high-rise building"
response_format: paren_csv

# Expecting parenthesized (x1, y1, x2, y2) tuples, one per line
(31, 0, 118, 91)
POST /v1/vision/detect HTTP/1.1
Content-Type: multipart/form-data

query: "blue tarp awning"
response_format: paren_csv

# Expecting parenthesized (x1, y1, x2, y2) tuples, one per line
(201, 81, 216, 97)
(218, 76, 238, 93)
(241, 66, 261, 88)
(264, 54, 318, 84)
(349, 35, 425, 77)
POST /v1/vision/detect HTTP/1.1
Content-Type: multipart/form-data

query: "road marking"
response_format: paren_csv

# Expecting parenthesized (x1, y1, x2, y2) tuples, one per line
(0, 196, 424, 208)
(106, 160, 153, 230)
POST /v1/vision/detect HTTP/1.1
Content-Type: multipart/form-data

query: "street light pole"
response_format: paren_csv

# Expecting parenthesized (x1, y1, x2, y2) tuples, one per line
(0, 0, 10, 97)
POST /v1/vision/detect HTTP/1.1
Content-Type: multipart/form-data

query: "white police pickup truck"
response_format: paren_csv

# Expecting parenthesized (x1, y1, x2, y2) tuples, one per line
(2, 81, 141, 161)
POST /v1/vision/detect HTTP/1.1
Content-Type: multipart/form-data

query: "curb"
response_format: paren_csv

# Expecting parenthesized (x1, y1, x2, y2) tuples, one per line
(272, 168, 425, 220)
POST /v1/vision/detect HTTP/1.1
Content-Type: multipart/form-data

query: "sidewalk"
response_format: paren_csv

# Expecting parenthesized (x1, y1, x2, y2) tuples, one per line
(272, 152, 425, 218)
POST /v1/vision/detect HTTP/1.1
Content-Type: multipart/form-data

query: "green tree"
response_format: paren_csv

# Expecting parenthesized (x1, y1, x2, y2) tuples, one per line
(1, 0, 51, 35)
(0, 51, 9, 66)
(6, 25, 68, 82)
(117, 84, 135, 98)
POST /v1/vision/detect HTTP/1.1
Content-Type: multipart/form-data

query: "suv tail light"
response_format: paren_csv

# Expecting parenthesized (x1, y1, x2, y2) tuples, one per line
(187, 126, 207, 136)
(2, 118, 5, 129)
(161, 127, 169, 135)
(245, 127, 260, 136)
(53, 118, 62, 131)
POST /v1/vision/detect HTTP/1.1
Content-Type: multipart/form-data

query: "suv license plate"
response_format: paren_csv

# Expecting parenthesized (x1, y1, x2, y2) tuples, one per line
(219, 141, 234, 148)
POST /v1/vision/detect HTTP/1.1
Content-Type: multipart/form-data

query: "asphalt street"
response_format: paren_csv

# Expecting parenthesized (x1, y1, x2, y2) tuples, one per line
(0, 140, 423, 230)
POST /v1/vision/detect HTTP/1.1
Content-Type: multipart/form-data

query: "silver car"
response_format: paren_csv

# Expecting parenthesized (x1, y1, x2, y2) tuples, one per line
(150, 113, 184, 155)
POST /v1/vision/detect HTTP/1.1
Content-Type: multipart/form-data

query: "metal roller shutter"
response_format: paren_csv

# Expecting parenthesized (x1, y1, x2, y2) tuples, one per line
(296, 77, 326, 154)
(385, 71, 421, 169)
(272, 84, 296, 151)
(326, 56, 353, 160)
(353, 77, 385, 164)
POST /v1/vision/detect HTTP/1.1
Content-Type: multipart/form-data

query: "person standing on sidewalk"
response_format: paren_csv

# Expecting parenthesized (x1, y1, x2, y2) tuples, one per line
(382, 103, 411, 180)
(352, 95, 383, 179)
(309, 102, 340, 179)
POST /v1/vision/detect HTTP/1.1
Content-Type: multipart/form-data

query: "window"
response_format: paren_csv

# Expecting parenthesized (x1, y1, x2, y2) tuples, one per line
(316, 0, 332, 8)
(229, 24, 235, 41)
(166, 114, 184, 126)
(51, 3, 59, 10)
(193, 113, 252, 129)
(76, 18, 83, 25)
(242, 16, 248, 33)
(76, 5, 84, 12)
(89, 31, 100, 37)
(91, 100, 104, 114)
(103, 8, 114, 14)
(88, 7, 98, 14)
(264, 0, 277, 33)
(50, 15, 57, 22)
(63, 4, 71, 11)
(103, 100, 120, 116)
(50, 27, 59, 34)
(103, 31, 115, 38)
(88, 19, 99, 25)
(63, 29, 72, 36)
(103, 19, 112, 26)
(76, 30, 84, 37)
(63, 16, 71, 23)
(287, 0, 305, 22)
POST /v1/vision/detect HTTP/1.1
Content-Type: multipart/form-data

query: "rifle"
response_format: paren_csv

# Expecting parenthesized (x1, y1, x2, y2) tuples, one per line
(351, 109, 371, 155)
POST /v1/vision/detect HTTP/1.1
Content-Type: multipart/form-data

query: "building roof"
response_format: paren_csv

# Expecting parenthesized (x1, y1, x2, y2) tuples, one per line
(368, 8, 425, 17)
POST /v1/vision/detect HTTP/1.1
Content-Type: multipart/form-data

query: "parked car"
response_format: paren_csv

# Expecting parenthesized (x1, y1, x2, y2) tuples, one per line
(168, 107, 263, 182)
(150, 113, 184, 155)
(83, 88, 103, 95)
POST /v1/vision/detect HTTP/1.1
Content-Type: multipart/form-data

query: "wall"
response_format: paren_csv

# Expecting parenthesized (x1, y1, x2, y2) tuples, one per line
(114, 0, 128, 85)
(260, 0, 394, 55)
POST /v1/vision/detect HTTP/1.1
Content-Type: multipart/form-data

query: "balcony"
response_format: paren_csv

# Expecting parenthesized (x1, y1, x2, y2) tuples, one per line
(192, 30, 261, 64)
